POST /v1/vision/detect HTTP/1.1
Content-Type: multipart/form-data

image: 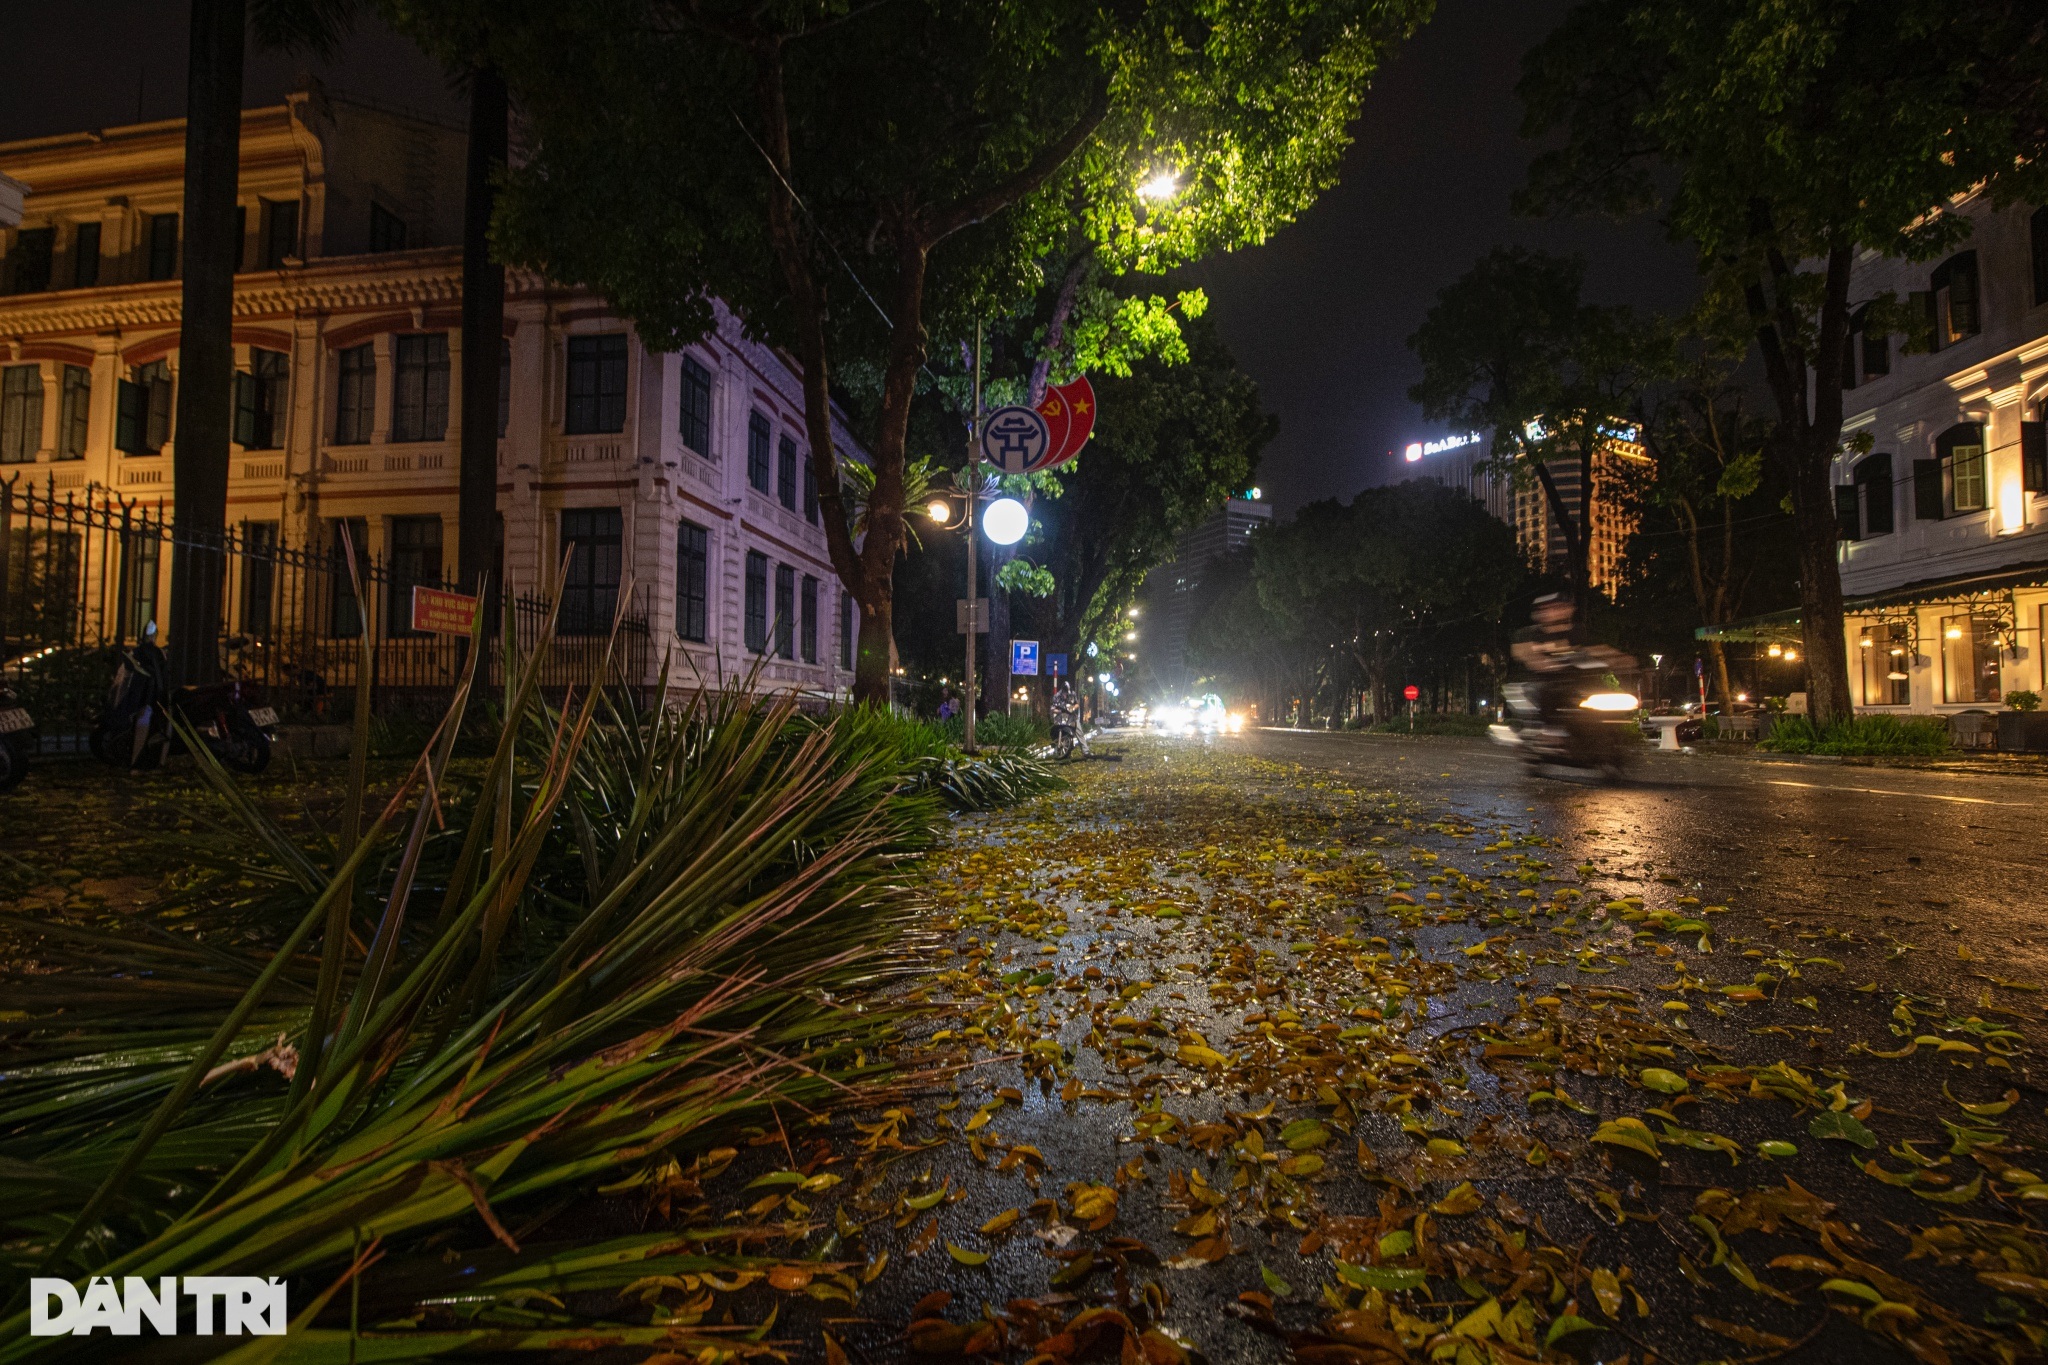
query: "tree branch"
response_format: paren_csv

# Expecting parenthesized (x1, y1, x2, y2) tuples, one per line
(921, 83, 1111, 244)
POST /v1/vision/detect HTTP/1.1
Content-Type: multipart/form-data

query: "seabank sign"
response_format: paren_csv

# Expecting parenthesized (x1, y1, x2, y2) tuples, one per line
(31, 1276, 288, 1336)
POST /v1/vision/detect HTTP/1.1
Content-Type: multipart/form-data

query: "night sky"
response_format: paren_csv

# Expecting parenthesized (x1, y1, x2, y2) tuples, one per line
(3, 0, 1698, 515)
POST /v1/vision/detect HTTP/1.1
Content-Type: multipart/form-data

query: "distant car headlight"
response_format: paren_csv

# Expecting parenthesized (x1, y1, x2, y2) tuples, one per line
(1579, 692, 1640, 712)
(1225, 712, 1246, 732)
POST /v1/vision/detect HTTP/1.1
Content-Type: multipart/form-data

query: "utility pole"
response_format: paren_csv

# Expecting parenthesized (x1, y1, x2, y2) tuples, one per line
(963, 323, 981, 753)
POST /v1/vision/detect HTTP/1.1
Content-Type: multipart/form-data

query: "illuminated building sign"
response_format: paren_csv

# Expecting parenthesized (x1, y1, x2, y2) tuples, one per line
(1403, 432, 1483, 462)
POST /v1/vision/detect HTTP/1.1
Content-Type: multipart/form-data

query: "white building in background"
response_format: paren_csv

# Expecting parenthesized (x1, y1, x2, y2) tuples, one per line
(0, 87, 859, 695)
(1821, 197, 2048, 715)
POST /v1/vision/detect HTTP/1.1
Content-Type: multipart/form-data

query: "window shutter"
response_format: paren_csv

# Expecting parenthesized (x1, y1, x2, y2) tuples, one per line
(2024, 421, 2047, 494)
(116, 379, 144, 453)
(1862, 333, 1888, 379)
(1834, 484, 1860, 540)
(1910, 291, 1935, 351)
(1859, 454, 1895, 535)
(1912, 459, 1944, 520)
(1948, 252, 1979, 336)
(233, 371, 256, 446)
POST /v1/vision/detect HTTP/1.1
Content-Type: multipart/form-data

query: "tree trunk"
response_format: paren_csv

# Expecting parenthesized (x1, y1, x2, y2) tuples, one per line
(167, 0, 246, 686)
(1708, 638, 1735, 714)
(1790, 450, 1854, 723)
(459, 64, 508, 613)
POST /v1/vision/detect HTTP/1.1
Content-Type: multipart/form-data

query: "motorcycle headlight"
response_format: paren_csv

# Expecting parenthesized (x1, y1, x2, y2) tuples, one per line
(1579, 692, 1639, 712)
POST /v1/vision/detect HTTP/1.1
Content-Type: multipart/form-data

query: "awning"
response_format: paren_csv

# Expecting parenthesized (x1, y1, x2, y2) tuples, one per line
(1696, 557, 2048, 642)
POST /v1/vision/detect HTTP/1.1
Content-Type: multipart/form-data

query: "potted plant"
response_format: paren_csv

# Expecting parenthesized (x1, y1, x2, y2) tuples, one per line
(1998, 691, 2048, 753)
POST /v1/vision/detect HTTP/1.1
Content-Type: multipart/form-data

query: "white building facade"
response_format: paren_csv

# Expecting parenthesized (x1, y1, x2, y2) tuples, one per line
(0, 90, 859, 697)
(1830, 196, 2048, 715)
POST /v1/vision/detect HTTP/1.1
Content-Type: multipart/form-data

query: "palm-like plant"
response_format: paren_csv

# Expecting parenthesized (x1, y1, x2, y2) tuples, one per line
(0, 612, 940, 1357)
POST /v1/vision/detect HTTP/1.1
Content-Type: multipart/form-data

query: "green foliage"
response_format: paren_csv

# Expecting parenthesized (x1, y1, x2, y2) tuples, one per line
(998, 558, 1058, 599)
(821, 706, 1062, 809)
(934, 710, 1050, 750)
(2006, 691, 2041, 713)
(1759, 714, 1951, 756)
(1012, 316, 1274, 658)
(1366, 712, 1495, 737)
(0, 621, 993, 1336)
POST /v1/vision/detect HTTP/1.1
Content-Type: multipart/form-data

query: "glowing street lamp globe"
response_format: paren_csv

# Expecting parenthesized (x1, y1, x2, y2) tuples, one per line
(925, 498, 952, 525)
(1139, 171, 1179, 201)
(982, 496, 1028, 546)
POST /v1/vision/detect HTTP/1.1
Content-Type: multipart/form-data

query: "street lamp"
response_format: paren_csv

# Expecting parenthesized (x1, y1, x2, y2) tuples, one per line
(925, 498, 953, 525)
(983, 497, 1028, 546)
(1139, 171, 1179, 201)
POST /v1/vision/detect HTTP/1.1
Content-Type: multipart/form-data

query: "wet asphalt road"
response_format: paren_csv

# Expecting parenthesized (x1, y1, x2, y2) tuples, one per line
(1233, 727, 2048, 997)
(797, 730, 2048, 1365)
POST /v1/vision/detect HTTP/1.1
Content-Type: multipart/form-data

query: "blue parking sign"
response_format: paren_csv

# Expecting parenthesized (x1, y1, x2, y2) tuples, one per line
(1011, 640, 1039, 676)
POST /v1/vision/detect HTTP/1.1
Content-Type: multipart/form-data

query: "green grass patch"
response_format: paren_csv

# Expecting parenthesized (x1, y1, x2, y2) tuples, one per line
(1758, 714, 1951, 756)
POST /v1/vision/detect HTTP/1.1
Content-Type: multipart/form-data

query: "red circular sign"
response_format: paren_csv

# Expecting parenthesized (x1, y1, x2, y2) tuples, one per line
(1403, 685, 1420, 701)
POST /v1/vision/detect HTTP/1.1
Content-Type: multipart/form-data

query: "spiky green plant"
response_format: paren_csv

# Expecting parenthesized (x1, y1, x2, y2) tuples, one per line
(0, 612, 942, 1358)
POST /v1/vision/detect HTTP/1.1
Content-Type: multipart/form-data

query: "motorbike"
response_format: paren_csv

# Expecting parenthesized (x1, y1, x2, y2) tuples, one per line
(0, 682, 32, 792)
(1049, 694, 1086, 761)
(90, 631, 278, 774)
(1490, 659, 1642, 782)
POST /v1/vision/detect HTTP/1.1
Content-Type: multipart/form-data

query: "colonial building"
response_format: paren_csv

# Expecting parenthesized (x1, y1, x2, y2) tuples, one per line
(0, 88, 859, 697)
(1825, 196, 2048, 715)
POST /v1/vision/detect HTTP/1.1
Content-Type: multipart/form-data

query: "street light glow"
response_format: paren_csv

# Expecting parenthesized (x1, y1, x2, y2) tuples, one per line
(982, 497, 1028, 545)
(925, 498, 952, 524)
(1139, 171, 1179, 201)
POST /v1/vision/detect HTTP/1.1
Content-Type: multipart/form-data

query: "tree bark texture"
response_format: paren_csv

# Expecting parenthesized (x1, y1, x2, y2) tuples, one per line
(459, 64, 508, 614)
(167, 0, 246, 685)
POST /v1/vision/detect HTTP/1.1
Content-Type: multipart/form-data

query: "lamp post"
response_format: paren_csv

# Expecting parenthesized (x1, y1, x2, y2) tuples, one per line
(964, 321, 982, 753)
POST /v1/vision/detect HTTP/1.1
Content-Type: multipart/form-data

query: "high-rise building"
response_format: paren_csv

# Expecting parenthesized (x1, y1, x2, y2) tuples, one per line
(1508, 435, 1651, 598)
(1151, 493, 1273, 690)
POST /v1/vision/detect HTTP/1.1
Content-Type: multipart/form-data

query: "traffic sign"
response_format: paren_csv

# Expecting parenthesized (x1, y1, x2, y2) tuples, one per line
(1011, 639, 1040, 676)
(980, 406, 1051, 474)
(956, 597, 989, 634)
(412, 586, 480, 635)
(1403, 684, 1420, 701)
(1048, 652, 1069, 678)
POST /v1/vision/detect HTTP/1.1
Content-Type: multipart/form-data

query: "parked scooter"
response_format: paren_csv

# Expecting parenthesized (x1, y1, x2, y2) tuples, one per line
(0, 681, 32, 792)
(1049, 682, 1088, 761)
(90, 623, 277, 774)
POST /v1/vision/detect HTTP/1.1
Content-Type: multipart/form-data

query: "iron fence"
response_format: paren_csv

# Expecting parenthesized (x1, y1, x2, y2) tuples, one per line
(1, 473, 649, 752)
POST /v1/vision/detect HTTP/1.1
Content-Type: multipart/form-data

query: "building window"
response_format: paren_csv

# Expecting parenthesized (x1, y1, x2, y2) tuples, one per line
(234, 348, 288, 449)
(744, 550, 769, 653)
(327, 517, 368, 638)
(1939, 422, 1986, 514)
(839, 589, 854, 669)
(1853, 452, 1893, 537)
(0, 365, 41, 463)
(1941, 614, 2001, 706)
(386, 515, 444, 636)
(678, 355, 712, 456)
(1927, 251, 1980, 349)
(498, 338, 511, 437)
(2034, 208, 2048, 309)
(559, 507, 623, 636)
(233, 205, 247, 271)
(774, 563, 795, 659)
(335, 344, 374, 444)
(261, 198, 299, 268)
(72, 221, 101, 288)
(777, 435, 799, 511)
(58, 365, 90, 459)
(369, 202, 407, 253)
(676, 519, 709, 642)
(747, 411, 771, 493)
(116, 360, 172, 455)
(800, 574, 818, 663)
(1859, 620, 1911, 707)
(564, 334, 627, 434)
(147, 213, 179, 280)
(118, 527, 161, 640)
(240, 520, 277, 637)
(7, 227, 53, 294)
(391, 334, 450, 442)
(803, 454, 818, 523)
(1843, 303, 1886, 386)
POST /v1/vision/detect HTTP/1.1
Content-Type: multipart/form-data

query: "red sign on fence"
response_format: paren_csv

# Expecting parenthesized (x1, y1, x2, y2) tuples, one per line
(411, 585, 480, 636)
